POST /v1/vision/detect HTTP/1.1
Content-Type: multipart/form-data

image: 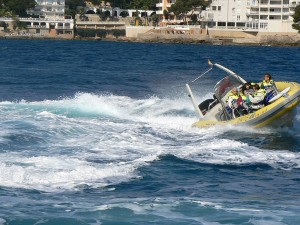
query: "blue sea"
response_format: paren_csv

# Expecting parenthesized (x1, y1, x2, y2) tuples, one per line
(0, 39, 299, 225)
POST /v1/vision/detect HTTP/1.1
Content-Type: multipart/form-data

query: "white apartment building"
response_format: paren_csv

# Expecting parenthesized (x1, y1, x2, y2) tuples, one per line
(29, 0, 65, 19)
(24, 0, 74, 37)
(202, 0, 300, 32)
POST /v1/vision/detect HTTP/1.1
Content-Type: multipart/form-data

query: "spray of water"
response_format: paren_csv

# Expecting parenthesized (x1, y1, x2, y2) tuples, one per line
(0, 93, 299, 191)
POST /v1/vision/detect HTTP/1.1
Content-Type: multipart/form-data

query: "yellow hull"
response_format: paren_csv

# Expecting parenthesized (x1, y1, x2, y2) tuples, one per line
(193, 81, 300, 128)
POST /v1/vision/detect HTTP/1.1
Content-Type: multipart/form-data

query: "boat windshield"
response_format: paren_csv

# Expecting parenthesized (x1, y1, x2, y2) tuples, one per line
(214, 75, 244, 100)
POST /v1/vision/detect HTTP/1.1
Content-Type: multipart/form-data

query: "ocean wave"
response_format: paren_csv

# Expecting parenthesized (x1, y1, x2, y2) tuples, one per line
(90, 197, 293, 225)
(0, 92, 195, 120)
(0, 155, 141, 192)
(0, 93, 299, 191)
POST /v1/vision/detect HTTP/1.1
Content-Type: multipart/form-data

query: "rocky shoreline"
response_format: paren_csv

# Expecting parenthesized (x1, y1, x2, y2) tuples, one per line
(1, 33, 300, 47)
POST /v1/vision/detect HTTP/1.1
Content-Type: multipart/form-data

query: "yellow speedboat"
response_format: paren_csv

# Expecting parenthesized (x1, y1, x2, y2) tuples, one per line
(186, 61, 300, 128)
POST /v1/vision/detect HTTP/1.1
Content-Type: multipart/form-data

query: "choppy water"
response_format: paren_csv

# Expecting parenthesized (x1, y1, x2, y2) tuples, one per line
(0, 39, 299, 225)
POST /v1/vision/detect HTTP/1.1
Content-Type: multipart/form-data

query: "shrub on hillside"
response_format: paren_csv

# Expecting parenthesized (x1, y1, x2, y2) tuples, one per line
(96, 29, 107, 38)
(76, 28, 96, 37)
(0, 21, 7, 29)
(120, 11, 129, 18)
(111, 29, 125, 38)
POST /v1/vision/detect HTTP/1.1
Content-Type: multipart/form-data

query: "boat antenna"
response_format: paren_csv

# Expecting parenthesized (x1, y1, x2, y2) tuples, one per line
(186, 59, 214, 118)
(189, 59, 214, 84)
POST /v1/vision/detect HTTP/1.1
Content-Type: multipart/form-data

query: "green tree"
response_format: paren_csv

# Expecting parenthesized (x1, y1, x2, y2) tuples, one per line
(104, 10, 111, 18)
(0, 21, 7, 29)
(120, 11, 129, 17)
(90, 0, 101, 4)
(170, 0, 207, 24)
(151, 14, 159, 26)
(292, 5, 300, 33)
(129, 0, 156, 10)
(66, 0, 86, 10)
(96, 29, 107, 38)
(13, 17, 27, 30)
(111, 29, 125, 38)
(2, 0, 36, 16)
(65, 0, 86, 18)
(111, 0, 130, 8)
(191, 14, 198, 24)
(163, 9, 169, 20)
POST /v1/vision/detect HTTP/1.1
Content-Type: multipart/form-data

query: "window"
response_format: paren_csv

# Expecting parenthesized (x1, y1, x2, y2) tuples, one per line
(218, 6, 221, 11)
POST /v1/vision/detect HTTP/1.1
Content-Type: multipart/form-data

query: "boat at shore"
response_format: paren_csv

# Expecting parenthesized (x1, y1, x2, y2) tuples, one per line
(186, 61, 300, 128)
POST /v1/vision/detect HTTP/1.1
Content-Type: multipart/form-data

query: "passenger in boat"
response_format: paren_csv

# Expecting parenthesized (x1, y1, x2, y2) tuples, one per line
(226, 87, 245, 117)
(242, 82, 255, 95)
(261, 73, 277, 104)
(237, 86, 250, 115)
(261, 73, 274, 93)
(246, 84, 266, 110)
(226, 87, 239, 109)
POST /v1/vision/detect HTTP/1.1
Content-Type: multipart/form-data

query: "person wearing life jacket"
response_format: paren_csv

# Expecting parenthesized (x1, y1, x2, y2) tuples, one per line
(226, 87, 244, 118)
(261, 73, 278, 104)
(242, 82, 255, 96)
(226, 87, 239, 109)
(247, 84, 266, 110)
(261, 73, 274, 93)
(237, 86, 250, 115)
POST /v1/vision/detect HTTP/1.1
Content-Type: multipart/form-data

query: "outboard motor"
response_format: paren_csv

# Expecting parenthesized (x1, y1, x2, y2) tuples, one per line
(198, 99, 215, 115)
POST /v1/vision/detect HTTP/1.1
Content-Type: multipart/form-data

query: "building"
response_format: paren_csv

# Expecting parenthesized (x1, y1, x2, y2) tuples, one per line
(25, 0, 74, 37)
(28, 0, 65, 19)
(156, 0, 176, 21)
(202, 0, 300, 33)
(156, 0, 207, 24)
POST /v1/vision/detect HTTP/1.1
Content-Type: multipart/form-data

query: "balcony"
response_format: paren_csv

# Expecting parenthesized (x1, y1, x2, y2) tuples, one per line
(269, 10, 282, 14)
(246, 10, 259, 15)
(247, 4, 259, 8)
(260, 2, 269, 6)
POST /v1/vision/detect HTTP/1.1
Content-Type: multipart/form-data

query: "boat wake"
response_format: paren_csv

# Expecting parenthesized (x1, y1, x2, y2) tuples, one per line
(0, 93, 299, 192)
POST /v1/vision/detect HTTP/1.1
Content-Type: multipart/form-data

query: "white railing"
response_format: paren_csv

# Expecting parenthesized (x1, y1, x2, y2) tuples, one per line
(76, 21, 125, 25)
(167, 25, 201, 29)
(19, 17, 73, 22)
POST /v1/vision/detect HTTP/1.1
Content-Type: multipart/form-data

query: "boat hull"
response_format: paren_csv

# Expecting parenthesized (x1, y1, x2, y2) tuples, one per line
(193, 81, 300, 128)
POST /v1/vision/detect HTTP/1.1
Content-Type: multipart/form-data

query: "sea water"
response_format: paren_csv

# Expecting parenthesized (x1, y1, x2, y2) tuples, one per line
(0, 39, 299, 225)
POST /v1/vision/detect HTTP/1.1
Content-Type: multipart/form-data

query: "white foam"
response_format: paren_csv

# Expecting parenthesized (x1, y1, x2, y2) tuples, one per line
(0, 155, 138, 192)
(0, 93, 299, 191)
(0, 218, 6, 225)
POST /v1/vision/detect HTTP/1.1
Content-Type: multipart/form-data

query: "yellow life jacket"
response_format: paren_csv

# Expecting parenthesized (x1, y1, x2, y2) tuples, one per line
(226, 93, 239, 102)
(262, 80, 274, 89)
(255, 88, 266, 97)
(240, 94, 247, 101)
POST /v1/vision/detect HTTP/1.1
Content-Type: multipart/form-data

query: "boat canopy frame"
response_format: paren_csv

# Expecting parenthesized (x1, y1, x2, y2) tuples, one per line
(186, 60, 247, 119)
